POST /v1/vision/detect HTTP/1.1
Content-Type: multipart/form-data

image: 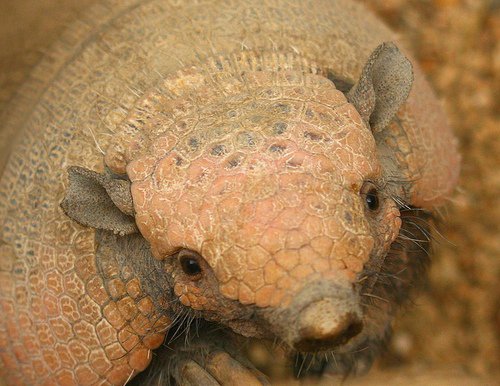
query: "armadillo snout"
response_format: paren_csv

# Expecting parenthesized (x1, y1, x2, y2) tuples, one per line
(260, 281, 364, 352)
(294, 299, 363, 352)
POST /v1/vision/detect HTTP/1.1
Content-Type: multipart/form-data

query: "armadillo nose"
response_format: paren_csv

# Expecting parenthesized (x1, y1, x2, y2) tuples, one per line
(294, 298, 363, 352)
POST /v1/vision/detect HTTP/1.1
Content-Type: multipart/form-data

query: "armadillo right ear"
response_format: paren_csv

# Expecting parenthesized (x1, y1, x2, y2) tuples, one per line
(348, 42, 414, 132)
(61, 166, 138, 236)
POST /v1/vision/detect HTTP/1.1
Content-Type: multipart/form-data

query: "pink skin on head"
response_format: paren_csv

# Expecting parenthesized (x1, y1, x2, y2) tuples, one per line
(113, 71, 401, 309)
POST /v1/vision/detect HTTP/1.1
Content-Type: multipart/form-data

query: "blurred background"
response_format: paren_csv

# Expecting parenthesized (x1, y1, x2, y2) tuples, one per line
(0, 0, 498, 384)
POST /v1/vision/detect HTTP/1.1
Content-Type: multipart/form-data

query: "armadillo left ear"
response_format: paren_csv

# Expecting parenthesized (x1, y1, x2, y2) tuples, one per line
(61, 166, 138, 235)
(348, 42, 413, 131)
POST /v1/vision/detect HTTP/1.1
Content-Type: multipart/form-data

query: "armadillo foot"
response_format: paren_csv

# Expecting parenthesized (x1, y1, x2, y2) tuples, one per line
(128, 322, 269, 386)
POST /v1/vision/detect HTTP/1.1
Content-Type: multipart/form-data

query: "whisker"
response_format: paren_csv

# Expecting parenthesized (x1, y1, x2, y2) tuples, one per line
(296, 354, 307, 378)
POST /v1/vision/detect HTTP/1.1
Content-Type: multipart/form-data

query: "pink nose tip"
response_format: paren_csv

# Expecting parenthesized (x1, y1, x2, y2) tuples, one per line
(294, 299, 363, 352)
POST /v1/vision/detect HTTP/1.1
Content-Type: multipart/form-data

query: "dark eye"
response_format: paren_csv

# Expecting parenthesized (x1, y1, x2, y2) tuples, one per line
(365, 188, 379, 211)
(361, 182, 380, 212)
(178, 250, 202, 278)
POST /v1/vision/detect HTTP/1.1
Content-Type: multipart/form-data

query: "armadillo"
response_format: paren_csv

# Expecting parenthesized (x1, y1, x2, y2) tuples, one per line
(0, 0, 460, 385)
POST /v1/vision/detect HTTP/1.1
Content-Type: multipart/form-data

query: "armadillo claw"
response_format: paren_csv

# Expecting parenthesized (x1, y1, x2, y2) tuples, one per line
(179, 360, 220, 386)
(179, 352, 270, 386)
(205, 351, 270, 386)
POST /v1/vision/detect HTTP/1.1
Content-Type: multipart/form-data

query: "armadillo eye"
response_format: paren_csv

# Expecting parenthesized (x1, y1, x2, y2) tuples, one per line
(361, 182, 380, 212)
(365, 188, 380, 211)
(178, 250, 202, 278)
(181, 258, 201, 276)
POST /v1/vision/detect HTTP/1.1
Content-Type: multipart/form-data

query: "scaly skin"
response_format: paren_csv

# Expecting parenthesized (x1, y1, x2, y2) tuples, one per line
(108, 64, 383, 305)
(0, 0, 459, 384)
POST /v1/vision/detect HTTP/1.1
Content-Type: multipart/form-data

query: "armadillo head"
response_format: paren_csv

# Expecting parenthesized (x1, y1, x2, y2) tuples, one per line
(64, 43, 420, 356)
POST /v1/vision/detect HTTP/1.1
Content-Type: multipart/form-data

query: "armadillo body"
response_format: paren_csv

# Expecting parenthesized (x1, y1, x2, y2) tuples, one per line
(0, 0, 459, 385)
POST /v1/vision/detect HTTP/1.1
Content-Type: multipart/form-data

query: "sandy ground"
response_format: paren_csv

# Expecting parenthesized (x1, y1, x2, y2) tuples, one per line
(0, 0, 498, 385)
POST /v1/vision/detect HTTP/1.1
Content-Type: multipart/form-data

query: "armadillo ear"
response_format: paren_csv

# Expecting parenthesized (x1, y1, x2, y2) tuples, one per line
(61, 166, 138, 235)
(348, 42, 413, 131)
